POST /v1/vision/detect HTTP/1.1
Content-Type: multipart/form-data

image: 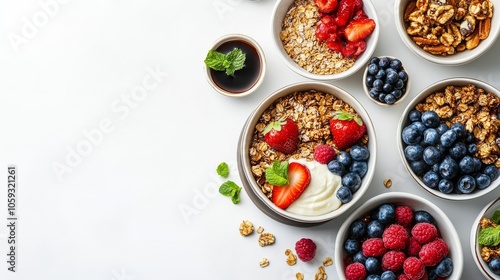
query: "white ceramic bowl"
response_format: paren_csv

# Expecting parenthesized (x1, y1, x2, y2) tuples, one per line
(471, 197, 500, 279)
(204, 34, 266, 97)
(394, 0, 500, 65)
(271, 0, 379, 80)
(397, 77, 500, 200)
(335, 192, 464, 279)
(237, 82, 377, 226)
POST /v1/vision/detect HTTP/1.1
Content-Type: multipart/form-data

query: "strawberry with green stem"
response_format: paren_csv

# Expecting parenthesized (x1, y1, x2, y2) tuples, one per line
(263, 117, 299, 154)
(329, 111, 367, 150)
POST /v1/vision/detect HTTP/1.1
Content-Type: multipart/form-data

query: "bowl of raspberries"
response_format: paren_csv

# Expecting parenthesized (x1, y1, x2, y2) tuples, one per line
(363, 56, 410, 106)
(335, 192, 464, 280)
(397, 77, 500, 200)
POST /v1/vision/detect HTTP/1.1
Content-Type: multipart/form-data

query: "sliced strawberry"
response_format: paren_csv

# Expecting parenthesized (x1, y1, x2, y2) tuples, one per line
(346, 40, 366, 57)
(271, 162, 311, 209)
(352, 9, 368, 20)
(329, 111, 367, 150)
(326, 40, 345, 53)
(321, 14, 336, 26)
(344, 18, 376, 42)
(341, 42, 356, 58)
(334, 0, 355, 26)
(263, 117, 299, 154)
(316, 21, 338, 42)
(353, 0, 363, 12)
(314, 0, 338, 13)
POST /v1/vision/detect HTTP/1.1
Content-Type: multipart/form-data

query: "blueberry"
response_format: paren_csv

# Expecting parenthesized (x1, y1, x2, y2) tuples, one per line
(450, 123, 466, 139)
(421, 111, 440, 128)
(350, 161, 368, 178)
(398, 70, 408, 82)
(337, 151, 352, 167)
(365, 75, 376, 87)
(439, 156, 459, 179)
(391, 89, 402, 99)
(394, 79, 405, 90)
(342, 172, 362, 193)
(475, 173, 491, 189)
(457, 175, 476, 193)
(423, 170, 440, 189)
(327, 160, 345, 176)
(353, 251, 367, 264)
(386, 71, 399, 84)
(414, 210, 434, 224)
(367, 220, 384, 238)
(423, 128, 439, 145)
(472, 157, 483, 173)
(408, 110, 421, 122)
(369, 88, 380, 99)
(375, 69, 386, 79)
(381, 271, 396, 280)
(438, 179, 454, 193)
(436, 123, 449, 135)
(435, 257, 453, 277)
(383, 83, 393, 93)
(468, 143, 478, 155)
(344, 238, 359, 255)
(440, 129, 457, 147)
(367, 63, 379, 75)
(370, 57, 380, 64)
(410, 160, 431, 176)
(449, 142, 467, 160)
(378, 57, 391, 68)
(458, 155, 475, 174)
(390, 58, 403, 70)
(336, 186, 352, 203)
(423, 146, 442, 165)
(410, 121, 426, 133)
(366, 275, 381, 280)
(378, 93, 387, 103)
(484, 165, 500, 181)
(489, 258, 500, 275)
(373, 79, 384, 91)
(349, 219, 367, 238)
(350, 145, 370, 161)
(365, 257, 380, 274)
(384, 94, 396, 105)
(377, 204, 396, 224)
(402, 125, 423, 145)
(465, 133, 475, 143)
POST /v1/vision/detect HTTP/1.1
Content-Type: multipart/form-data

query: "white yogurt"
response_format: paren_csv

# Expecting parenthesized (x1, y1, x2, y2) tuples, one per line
(286, 158, 342, 216)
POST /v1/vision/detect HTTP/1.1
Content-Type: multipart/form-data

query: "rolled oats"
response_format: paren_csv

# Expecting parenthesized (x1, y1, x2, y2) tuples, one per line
(384, 178, 393, 188)
(258, 232, 276, 247)
(257, 226, 265, 234)
(239, 220, 254, 236)
(323, 256, 334, 266)
(260, 258, 270, 268)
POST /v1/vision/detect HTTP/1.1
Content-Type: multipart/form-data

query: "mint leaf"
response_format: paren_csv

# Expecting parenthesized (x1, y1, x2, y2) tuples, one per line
(265, 160, 289, 186)
(231, 188, 241, 204)
(204, 48, 246, 76)
(226, 48, 245, 73)
(492, 210, 500, 224)
(219, 180, 242, 204)
(216, 162, 229, 178)
(478, 226, 500, 246)
(204, 50, 226, 71)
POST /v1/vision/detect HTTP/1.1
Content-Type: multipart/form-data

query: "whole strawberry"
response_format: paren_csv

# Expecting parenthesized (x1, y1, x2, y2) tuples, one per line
(263, 117, 299, 154)
(329, 111, 367, 150)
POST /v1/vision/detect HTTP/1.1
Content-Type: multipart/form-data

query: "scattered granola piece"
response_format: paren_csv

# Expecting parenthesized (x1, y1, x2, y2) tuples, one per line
(260, 258, 270, 268)
(323, 256, 334, 266)
(258, 232, 276, 247)
(239, 220, 254, 236)
(286, 249, 298, 266)
(296, 272, 304, 280)
(314, 266, 327, 280)
(384, 178, 393, 188)
(257, 226, 265, 234)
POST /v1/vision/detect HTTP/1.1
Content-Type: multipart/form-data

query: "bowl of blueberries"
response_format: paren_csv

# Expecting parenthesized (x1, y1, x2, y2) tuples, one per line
(397, 77, 500, 200)
(363, 56, 410, 106)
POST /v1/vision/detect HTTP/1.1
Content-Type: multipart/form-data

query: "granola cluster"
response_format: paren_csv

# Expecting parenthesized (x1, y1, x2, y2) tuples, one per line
(404, 0, 493, 55)
(249, 90, 368, 198)
(414, 84, 500, 166)
(480, 217, 500, 262)
(280, 0, 355, 75)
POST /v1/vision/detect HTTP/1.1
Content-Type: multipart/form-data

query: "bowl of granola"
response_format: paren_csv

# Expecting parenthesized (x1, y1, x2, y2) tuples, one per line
(335, 192, 464, 279)
(395, 0, 498, 65)
(237, 82, 376, 226)
(272, 0, 379, 80)
(397, 77, 500, 200)
(471, 197, 500, 279)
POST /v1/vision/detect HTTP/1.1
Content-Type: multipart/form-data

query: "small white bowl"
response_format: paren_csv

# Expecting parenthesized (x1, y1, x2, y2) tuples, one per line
(471, 197, 500, 279)
(397, 77, 500, 200)
(271, 0, 379, 80)
(394, 0, 500, 65)
(335, 192, 464, 279)
(204, 34, 266, 97)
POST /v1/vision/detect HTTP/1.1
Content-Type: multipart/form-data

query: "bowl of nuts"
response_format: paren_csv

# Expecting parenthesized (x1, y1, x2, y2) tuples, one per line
(395, 0, 498, 65)
(471, 197, 500, 279)
(397, 77, 500, 200)
(272, 0, 379, 80)
(335, 192, 463, 279)
(237, 81, 376, 226)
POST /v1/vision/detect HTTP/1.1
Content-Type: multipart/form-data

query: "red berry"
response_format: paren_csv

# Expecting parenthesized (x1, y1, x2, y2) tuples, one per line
(406, 237, 422, 257)
(345, 262, 367, 280)
(419, 238, 449, 266)
(411, 222, 438, 244)
(263, 117, 299, 154)
(272, 163, 311, 209)
(362, 238, 386, 257)
(395, 205, 414, 227)
(381, 250, 406, 271)
(403, 257, 425, 280)
(382, 224, 409, 250)
(314, 0, 339, 13)
(334, 0, 355, 26)
(314, 144, 336, 164)
(344, 18, 376, 42)
(295, 238, 316, 262)
(397, 275, 411, 280)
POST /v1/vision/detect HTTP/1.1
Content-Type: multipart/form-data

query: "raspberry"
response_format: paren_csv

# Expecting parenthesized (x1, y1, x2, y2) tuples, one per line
(419, 238, 449, 266)
(406, 237, 422, 257)
(362, 238, 386, 257)
(381, 250, 406, 271)
(397, 275, 411, 280)
(403, 257, 425, 280)
(382, 224, 409, 250)
(395, 205, 414, 227)
(313, 144, 336, 164)
(295, 238, 316, 262)
(345, 262, 367, 280)
(411, 222, 438, 244)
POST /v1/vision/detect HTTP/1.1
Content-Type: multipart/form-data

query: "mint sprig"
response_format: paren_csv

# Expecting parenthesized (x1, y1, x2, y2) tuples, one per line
(216, 162, 230, 178)
(204, 48, 246, 76)
(265, 160, 289, 186)
(478, 225, 500, 246)
(492, 210, 500, 224)
(219, 180, 242, 204)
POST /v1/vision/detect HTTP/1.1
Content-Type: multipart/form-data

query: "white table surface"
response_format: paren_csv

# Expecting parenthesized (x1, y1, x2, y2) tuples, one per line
(1, 0, 500, 279)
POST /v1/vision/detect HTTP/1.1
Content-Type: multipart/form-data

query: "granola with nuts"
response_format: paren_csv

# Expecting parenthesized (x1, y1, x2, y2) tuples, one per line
(258, 232, 276, 247)
(478, 212, 500, 262)
(239, 220, 254, 236)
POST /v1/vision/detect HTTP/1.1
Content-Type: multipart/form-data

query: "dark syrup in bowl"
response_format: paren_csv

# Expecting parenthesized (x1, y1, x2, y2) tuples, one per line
(210, 40, 261, 94)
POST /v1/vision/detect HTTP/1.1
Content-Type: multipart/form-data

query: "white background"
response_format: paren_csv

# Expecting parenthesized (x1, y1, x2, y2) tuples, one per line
(1, 0, 500, 279)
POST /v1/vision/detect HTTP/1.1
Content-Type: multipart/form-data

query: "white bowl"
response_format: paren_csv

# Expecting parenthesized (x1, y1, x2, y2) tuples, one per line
(335, 192, 464, 279)
(237, 82, 377, 226)
(397, 77, 500, 200)
(394, 0, 500, 65)
(471, 197, 500, 279)
(271, 0, 379, 80)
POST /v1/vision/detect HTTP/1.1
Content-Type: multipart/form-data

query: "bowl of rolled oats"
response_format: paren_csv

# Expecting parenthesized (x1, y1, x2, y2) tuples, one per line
(397, 77, 500, 200)
(272, 0, 379, 80)
(237, 81, 377, 226)
(471, 197, 500, 279)
(395, 0, 498, 65)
